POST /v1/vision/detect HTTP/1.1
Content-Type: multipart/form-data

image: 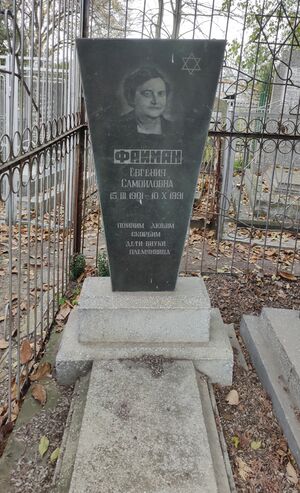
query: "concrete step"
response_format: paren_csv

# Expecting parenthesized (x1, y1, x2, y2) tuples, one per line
(78, 277, 211, 344)
(55, 360, 234, 493)
(56, 307, 233, 387)
(240, 313, 300, 468)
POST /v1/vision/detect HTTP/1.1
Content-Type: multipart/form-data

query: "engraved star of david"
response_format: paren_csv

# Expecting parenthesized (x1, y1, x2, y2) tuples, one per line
(182, 53, 201, 75)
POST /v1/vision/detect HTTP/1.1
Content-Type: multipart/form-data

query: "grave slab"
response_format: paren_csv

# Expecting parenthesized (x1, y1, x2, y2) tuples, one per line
(261, 307, 300, 405)
(78, 277, 210, 344)
(241, 309, 300, 468)
(68, 360, 218, 493)
(56, 306, 233, 386)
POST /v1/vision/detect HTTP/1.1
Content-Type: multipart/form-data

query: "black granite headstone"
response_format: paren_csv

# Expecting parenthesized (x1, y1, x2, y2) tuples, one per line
(77, 39, 225, 291)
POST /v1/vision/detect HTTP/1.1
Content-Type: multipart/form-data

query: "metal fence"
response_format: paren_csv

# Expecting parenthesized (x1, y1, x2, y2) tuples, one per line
(0, 0, 299, 425)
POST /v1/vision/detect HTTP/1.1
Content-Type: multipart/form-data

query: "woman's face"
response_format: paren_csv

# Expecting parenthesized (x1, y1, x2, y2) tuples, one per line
(134, 77, 167, 120)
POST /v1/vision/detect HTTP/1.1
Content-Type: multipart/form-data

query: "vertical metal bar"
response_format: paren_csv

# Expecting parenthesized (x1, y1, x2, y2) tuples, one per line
(7, 171, 13, 421)
(16, 166, 23, 401)
(73, 0, 89, 254)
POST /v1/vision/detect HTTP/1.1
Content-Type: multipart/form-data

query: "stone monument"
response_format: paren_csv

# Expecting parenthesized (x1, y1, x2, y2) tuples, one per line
(55, 39, 234, 493)
(76, 39, 225, 291)
(56, 38, 233, 383)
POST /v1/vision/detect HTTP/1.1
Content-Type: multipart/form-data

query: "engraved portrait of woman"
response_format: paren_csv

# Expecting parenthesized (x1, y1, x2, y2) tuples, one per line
(106, 65, 183, 150)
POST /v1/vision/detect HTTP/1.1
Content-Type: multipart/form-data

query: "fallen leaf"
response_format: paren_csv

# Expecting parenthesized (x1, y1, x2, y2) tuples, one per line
(225, 389, 239, 406)
(55, 325, 64, 333)
(0, 405, 7, 416)
(236, 457, 252, 481)
(77, 272, 85, 283)
(286, 462, 298, 484)
(39, 435, 49, 457)
(0, 339, 9, 350)
(20, 302, 27, 311)
(20, 339, 33, 364)
(50, 447, 60, 463)
(10, 380, 18, 400)
(251, 440, 261, 450)
(231, 435, 240, 448)
(12, 401, 20, 417)
(30, 362, 52, 381)
(56, 304, 71, 321)
(31, 384, 47, 405)
(0, 421, 14, 441)
(278, 271, 297, 281)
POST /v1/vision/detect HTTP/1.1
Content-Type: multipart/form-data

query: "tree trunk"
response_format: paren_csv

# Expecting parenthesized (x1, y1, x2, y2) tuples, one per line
(171, 0, 182, 39)
(155, 0, 164, 38)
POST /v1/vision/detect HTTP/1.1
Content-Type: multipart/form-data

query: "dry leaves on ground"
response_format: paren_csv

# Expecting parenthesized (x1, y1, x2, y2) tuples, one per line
(31, 384, 47, 405)
(236, 457, 252, 481)
(226, 389, 239, 406)
(55, 303, 72, 322)
(20, 339, 33, 364)
(30, 362, 52, 382)
(286, 462, 299, 485)
(0, 339, 9, 349)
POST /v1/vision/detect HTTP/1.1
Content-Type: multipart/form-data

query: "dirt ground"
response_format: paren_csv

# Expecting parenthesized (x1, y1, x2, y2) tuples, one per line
(206, 273, 300, 493)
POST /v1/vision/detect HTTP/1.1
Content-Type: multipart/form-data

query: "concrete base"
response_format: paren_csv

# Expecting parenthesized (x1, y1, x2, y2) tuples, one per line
(64, 360, 230, 493)
(78, 277, 211, 343)
(56, 307, 233, 386)
(241, 308, 300, 468)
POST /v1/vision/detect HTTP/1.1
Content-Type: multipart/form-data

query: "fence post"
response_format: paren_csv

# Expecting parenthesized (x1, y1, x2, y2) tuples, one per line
(73, 0, 90, 254)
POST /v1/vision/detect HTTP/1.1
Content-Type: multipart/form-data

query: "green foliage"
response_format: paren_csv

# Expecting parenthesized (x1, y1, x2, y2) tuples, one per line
(97, 251, 110, 277)
(203, 139, 214, 164)
(234, 157, 243, 172)
(72, 285, 81, 297)
(224, 0, 300, 100)
(69, 253, 86, 281)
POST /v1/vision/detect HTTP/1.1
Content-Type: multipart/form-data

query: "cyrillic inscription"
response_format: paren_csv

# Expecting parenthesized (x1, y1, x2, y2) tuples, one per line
(114, 149, 182, 165)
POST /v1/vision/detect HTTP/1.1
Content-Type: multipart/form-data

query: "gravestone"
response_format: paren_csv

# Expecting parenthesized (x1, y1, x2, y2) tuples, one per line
(56, 40, 234, 493)
(254, 48, 300, 173)
(77, 39, 225, 291)
(245, 49, 300, 225)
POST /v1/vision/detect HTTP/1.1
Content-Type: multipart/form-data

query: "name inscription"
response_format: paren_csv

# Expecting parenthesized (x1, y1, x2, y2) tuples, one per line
(114, 149, 182, 165)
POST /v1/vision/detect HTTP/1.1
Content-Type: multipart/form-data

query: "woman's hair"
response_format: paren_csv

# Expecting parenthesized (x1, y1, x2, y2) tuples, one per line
(123, 66, 170, 106)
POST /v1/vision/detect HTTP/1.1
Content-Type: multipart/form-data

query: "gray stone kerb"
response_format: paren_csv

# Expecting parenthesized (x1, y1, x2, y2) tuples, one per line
(55, 307, 233, 387)
(77, 277, 211, 344)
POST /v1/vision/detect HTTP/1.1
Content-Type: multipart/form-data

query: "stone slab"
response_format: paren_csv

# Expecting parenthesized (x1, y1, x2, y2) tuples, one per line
(69, 359, 218, 493)
(241, 314, 300, 468)
(261, 307, 300, 405)
(55, 370, 235, 493)
(78, 277, 211, 343)
(196, 376, 236, 493)
(56, 307, 233, 386)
